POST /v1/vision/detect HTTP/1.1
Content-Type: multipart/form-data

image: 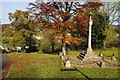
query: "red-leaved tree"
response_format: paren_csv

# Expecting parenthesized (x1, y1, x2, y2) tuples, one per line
(28, 2, 103, 55)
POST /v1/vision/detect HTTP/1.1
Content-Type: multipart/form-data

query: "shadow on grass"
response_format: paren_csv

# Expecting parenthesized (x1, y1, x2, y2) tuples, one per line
(61, 67, 92, 80)
(61, 68, 78, 71)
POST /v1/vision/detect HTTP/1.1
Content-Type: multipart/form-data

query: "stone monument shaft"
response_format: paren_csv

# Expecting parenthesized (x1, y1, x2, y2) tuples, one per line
(87, 12, 93, 54)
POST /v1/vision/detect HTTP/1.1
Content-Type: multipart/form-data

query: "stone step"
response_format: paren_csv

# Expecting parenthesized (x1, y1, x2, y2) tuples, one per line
(79, 55, 85, 58)
(77, 56, 83, 60)
(80, 53, 86, 56)
(77, 52, 87, 60)
(77, 55, 85, 60)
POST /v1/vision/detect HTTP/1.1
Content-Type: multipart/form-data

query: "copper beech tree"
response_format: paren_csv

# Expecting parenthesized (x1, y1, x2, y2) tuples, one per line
(28, 2, 103, 55)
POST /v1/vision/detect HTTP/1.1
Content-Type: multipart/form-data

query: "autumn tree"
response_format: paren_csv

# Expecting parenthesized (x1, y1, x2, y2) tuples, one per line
(28, 2, 103, 55)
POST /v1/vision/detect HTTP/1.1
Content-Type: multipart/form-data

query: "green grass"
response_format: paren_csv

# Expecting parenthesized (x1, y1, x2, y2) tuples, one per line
(94, 48, 119, 60)
(6, 52, 119, 78)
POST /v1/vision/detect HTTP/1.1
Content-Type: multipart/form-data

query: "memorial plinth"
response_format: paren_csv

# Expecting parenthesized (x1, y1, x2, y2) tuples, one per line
(84, 12, 100, 61)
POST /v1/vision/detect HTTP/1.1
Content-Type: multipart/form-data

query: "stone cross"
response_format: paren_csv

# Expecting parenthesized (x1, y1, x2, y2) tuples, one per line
(87, 12, 93, 54)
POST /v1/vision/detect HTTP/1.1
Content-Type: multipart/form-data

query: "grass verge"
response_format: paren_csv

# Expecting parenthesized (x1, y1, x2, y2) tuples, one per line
(5, 52, 119, 78)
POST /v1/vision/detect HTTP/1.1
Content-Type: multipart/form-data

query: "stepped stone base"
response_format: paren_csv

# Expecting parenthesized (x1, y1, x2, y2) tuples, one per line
(87, 48, 93, 54)
(68, 51, 120, 68)
(86, 48, 101, 61)
(83, 52, 101, 61)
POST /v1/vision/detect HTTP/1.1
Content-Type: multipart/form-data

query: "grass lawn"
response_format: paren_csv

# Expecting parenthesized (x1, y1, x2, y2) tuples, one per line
(94, 48, 119, 61)
(5, 50, 119, 78)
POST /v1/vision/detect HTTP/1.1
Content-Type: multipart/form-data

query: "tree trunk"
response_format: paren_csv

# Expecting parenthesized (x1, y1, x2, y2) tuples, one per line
(52, 40, 54, 53)
(62, 32, 67, 55)
(62, 42, 66, 55)
(103, 41, 106, 49)
(52, 34, 55, 53)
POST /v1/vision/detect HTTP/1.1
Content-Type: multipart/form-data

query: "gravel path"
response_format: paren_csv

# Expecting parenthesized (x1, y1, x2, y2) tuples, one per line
(1, 54, 8, 68)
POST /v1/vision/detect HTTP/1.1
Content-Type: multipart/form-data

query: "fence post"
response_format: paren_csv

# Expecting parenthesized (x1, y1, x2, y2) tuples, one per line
(111, 54, 116, 61)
